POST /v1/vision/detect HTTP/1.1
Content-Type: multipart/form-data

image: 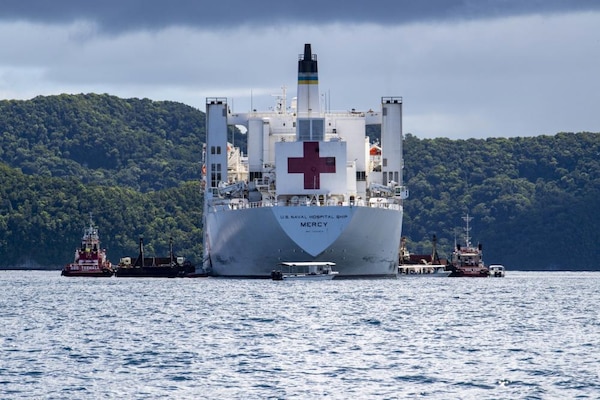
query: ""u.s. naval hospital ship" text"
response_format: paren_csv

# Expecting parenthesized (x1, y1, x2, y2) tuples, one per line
(203, 44, 408, 278)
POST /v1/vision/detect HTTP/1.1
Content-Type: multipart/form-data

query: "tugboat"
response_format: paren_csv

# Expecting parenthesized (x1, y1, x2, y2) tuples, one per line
(62, 214, 114, 277)
(447, 214, 489, 277)
(115, 237, 196, 278)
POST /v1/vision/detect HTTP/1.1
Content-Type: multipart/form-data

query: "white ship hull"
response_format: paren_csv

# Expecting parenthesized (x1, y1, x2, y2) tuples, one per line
(206, 204, 402, 278)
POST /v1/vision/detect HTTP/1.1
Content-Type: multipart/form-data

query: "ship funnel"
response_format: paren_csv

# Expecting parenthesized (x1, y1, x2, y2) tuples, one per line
(297, 43, 319, 116)
(303, 43, 312, 61)
(296, 43, 324, 141)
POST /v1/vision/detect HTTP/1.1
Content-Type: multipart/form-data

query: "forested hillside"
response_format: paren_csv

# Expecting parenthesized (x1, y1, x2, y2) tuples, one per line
(0, 93, 205, 191)
(401, 133, 600, 270)
(0, 94, 598, 269)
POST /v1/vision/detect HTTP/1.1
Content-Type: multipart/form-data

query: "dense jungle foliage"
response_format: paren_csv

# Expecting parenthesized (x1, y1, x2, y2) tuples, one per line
(0, 94, 598, 270)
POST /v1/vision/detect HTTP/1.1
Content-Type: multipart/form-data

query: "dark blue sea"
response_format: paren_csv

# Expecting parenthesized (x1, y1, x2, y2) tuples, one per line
(1, 271, 599, 399)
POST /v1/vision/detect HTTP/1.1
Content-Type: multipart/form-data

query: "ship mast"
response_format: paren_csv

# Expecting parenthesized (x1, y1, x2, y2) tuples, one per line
(462, 213, 473, 247)
(431, 234, 440, 264)
(272, 85, 287, 115)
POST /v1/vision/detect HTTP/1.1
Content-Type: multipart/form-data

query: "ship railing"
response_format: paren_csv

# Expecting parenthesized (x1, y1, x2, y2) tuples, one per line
(209, 199, 400, 212)
(368, 202, 400, 211)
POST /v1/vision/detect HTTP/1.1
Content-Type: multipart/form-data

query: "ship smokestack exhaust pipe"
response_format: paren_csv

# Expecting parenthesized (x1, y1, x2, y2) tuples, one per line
(304, 43, 311, 61)
(299, 44, 318, 74)
(296, 43, 324, 141)
(297, 43, 319, 117)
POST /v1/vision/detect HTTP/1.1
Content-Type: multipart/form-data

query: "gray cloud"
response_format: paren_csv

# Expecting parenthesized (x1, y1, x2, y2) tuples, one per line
(1, 2, 599, 139)
(3, 0, 600, 33)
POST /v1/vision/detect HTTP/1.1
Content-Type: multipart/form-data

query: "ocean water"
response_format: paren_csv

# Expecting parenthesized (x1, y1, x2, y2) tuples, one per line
(1, 271, 599, 399)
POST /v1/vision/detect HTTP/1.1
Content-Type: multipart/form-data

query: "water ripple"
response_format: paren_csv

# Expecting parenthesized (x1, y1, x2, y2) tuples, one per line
(1, 271, 600, 398)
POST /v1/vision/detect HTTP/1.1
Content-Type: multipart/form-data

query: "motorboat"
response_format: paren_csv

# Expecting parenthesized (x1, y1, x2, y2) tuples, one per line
(272, 262, 339, 280)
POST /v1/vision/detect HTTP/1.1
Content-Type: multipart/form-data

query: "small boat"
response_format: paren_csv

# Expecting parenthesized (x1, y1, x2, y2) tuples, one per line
(398, 235, 450, 277)
(115, 237, 196, 278)
(62, 214, 114, 277)
(399, 265, 452, 277)
(447, 214, 489, 278)
(272, 262, 339, 280)
(488, 264, 506, 277)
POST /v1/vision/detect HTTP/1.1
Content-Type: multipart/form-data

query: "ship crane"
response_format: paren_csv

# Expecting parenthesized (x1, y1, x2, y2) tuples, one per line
(368, 182, 394, 195)
(368, 181, 409, 200)
(217, 180, 247, 198)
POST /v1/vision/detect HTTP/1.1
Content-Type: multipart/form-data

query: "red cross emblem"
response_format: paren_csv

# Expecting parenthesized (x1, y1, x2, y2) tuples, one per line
(288, 142, 336, 189)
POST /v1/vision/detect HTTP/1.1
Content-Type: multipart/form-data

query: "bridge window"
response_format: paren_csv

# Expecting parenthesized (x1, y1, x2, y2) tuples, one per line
(297, 118, 325, 141)
(210, 163, 222, 187)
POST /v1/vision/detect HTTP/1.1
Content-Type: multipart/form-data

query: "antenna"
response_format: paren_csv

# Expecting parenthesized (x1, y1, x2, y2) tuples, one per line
(462, 213, 473, 247)
(272, 86, 287, 115)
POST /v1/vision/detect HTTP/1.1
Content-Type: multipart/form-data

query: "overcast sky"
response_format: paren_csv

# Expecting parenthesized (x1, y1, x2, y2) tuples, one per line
(1, 0, 599, 139)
